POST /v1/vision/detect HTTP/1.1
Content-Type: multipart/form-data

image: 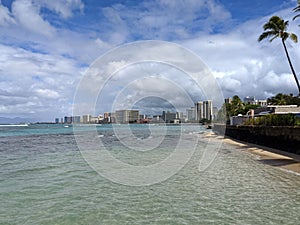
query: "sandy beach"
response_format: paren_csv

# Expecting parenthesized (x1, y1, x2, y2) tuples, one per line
(205, 132, 300, 175)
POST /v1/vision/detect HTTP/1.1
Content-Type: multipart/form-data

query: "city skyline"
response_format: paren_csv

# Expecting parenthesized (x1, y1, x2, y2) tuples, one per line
(56, 98, 216, 124)
(1, 1, 300, 123)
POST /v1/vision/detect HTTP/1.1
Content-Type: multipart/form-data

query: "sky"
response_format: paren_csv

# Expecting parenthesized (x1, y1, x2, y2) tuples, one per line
(1, 0, 300, 122)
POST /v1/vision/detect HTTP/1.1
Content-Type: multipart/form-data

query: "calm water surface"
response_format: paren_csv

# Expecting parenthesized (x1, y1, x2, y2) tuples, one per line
(0, 124, 300, 224)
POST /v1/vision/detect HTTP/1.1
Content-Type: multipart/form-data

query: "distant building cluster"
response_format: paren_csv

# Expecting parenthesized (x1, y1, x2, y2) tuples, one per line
(228, 96, 300, 125)
(243, 96, 268, 106)
(186, 100, 218, 122)
(55, 95, 300, 125)
(55, 100, 215, 124)
(225, 96, 268, 106)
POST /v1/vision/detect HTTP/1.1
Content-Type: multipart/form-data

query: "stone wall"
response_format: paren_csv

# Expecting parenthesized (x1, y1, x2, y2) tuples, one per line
(213, 124, 300, 154)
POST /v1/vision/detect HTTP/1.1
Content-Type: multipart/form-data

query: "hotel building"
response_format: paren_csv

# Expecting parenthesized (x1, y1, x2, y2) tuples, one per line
(115, 110, 139, 123)
(195, 100, 213, 121)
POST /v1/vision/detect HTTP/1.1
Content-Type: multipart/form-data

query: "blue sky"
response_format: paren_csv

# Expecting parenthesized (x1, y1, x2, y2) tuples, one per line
(0, 0, 300, 121)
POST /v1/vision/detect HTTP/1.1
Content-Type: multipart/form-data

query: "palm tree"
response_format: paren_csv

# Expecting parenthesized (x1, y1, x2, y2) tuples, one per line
(267, 93, 287, 105)
(230, 95, 245, 115)
(258, 16, 300, 96)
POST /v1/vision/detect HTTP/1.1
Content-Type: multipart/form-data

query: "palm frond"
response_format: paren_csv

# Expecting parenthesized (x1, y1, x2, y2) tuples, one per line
(293, 6, 300, 12)
(293, 0, 300, 12)
(293, 14, 300, 21)
(258, 31, 278, 42)
(284, 20, 289, 28)
(293, 1, 300, 20)
(258, 16, 292, 43)
(263, 21, 279, 31)
(289, 33, 298, 43)
(281, 32, 289, 41)
(270, 34, 279, 42)
(263, 16, 286, 32)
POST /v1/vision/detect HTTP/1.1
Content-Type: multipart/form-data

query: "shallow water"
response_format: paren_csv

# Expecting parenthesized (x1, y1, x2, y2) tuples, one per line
(1, 124, 299, 224)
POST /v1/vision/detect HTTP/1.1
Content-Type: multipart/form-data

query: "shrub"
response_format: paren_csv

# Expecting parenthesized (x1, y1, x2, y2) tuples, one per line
(243, 114, 298, 126)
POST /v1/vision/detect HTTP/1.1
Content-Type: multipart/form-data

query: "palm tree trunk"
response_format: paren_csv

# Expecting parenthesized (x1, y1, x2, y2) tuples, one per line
(282, 39, 300, 96)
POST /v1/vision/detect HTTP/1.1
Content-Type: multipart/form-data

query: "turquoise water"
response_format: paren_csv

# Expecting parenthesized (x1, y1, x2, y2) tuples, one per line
(1, 124, 300, 224)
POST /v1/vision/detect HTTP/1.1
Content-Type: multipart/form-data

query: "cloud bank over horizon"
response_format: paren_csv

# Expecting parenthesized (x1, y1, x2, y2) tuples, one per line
(0, 0, 300, 121)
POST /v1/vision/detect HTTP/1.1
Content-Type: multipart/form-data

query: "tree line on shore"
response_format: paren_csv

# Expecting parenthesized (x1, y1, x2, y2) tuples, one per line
(216, 94, 300, 126)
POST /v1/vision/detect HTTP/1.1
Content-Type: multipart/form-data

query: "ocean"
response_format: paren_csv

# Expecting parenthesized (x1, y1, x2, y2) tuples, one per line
(1, 124, 300, 224)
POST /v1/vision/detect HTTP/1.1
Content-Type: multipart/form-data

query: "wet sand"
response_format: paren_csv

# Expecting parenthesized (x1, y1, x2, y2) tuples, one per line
(205, 132, 300, 175)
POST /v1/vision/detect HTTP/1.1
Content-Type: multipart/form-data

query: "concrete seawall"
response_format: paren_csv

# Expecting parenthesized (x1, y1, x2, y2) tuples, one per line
(213, 124, 300, 154)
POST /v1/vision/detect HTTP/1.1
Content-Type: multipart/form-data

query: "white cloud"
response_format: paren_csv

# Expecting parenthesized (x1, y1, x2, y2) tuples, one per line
(0, 0, 98, 64)
(12, 0, 56, 37)
(0, 2, 15, 25)
(181, 7, 300, 99)
(219, 77, 242, 93)
(0, 44, 84, 119)
(0, 101, 37, 114)
(110, 75, 195, 114)
(34, 0, 84, 19)
(259, 71, 298, 95)
(101, 0, 232, 41)
(35, 88, 60, 99)
(83, 62, 206, 115)
(1, 0, 300, 121)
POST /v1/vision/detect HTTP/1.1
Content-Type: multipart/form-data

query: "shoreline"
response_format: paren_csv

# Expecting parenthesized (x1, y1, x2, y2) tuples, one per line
(204, 132, 300, 175)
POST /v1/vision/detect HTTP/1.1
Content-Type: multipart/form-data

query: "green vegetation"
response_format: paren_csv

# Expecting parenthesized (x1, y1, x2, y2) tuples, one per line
(199, 118, 211, 124)
(215, 93, 300, 125)
(244, 104, 260, 112)
(244, 114, 300, 126)
(216, 95, 259, 124)
(267, 93, 300, 106)
(258, 16, 300, 96)
(229, 95, 244, 115)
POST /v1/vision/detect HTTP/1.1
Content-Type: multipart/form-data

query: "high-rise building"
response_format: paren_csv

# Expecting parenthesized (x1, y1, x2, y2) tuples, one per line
(64, 116, 72, 124)
(152, 115, 163, 123)
(139, 114, 145, 120)
(82, 114, 92, 123)
(162, 111, 176, 123)
(115, 110, 139, 123)
(203, 100, 213, 120)
(186, 107, 195, 121)
(72, 116, 81, 123)
(195, 100, 213, 121)
(195, 101, 203, 121)
(176, 112, 184, 119)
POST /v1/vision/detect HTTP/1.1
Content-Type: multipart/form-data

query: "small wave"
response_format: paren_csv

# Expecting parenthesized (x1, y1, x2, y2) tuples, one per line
(0, 124, 28, 127)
